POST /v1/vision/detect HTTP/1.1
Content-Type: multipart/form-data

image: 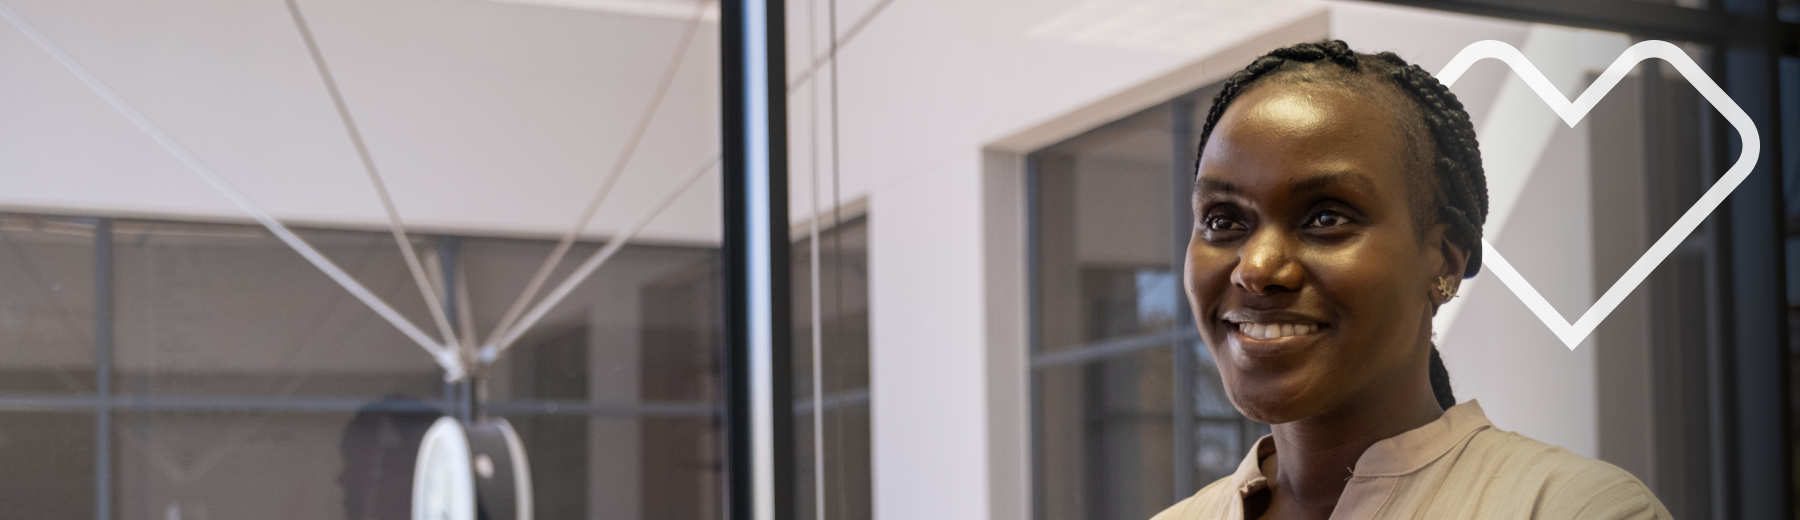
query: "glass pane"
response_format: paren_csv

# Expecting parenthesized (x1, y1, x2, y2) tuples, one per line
(1035, 105, 1180, 354)
(1188, 342, 1259, 486)
(2, 0, 726, 515)
(1031, 93, 1258, 518)
(477, 239, 726, 520)
(792, 217, 871, 520)
(1035, 346, 1175, 520)
(115, 411, 358, 519)
(112, 221, 441, 400)
(0, 214, 96, 394)
(785, 1, 877, 515)
(0, 411, 95, 517)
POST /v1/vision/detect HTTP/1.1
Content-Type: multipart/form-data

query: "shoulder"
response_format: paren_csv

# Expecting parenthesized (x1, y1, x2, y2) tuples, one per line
(1151, 476, 1241, 520)
(1452, 428, 1672, 519)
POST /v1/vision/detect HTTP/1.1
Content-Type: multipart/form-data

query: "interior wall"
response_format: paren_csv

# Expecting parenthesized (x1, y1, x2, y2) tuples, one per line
(838, 3, 1332, 520)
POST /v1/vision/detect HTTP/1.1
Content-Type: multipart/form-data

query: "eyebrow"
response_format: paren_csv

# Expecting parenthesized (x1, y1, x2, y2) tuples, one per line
(1195, 170, 1377, 198)
(1289, 170, 1378, 198)
(1197, 178, 1241, 196)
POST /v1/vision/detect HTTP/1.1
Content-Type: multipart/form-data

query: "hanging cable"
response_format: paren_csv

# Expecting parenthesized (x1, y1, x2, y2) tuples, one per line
(785, 0, 896, 93)
(805, 0, 828, 517)
(0, 0, 465, 377)
(827, 0, 849, 515)
(284, 0, 464, 358)
(485, 1, 710, 350)
(484, 153, 721, 359)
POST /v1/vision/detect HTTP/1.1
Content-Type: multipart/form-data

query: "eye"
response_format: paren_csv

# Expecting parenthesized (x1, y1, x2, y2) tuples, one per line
(1205, 214, 1246, 232)
(1198, 203, 1250, 241)
(1304, 210, 1350, 228)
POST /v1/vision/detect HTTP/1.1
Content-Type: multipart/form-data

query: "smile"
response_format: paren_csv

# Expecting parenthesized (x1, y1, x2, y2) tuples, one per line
(1232, 321, 1325, 340)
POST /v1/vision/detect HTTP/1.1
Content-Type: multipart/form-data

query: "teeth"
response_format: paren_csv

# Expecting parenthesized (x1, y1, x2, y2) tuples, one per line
(1235, 322, 1319, 340)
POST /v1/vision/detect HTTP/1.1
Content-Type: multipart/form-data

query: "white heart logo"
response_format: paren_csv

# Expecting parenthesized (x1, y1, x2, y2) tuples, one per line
(1436, 40, 1760, 349)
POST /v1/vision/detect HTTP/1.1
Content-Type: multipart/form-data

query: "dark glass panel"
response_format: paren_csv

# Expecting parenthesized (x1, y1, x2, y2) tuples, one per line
(0, 411, 95, 518)
(111, 221, 440, 400)
(0, 214, 96, 394)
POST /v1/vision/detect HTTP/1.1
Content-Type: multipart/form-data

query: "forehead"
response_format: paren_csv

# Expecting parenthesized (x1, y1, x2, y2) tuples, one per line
(1197, 81, 1412, 191)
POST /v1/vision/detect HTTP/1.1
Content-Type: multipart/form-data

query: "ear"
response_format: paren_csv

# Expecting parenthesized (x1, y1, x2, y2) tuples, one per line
(1427, 223, 1471, 306)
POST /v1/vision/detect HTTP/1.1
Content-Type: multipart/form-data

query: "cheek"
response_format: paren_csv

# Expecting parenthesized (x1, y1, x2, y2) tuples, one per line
(1305, 236, 1428, 345)
(1183, 240, 1236, 316)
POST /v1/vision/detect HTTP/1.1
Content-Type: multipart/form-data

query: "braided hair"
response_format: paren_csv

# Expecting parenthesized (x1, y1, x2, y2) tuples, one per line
(1195, 40, 1488, 411)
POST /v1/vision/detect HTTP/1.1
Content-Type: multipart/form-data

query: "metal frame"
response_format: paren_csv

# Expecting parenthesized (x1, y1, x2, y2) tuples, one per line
(722, 1, 796, 519)
(93, 218, 112, 520)
(1717, 0, 1790, 516)
(1367, 0, 1799, 50)
(1167, 95, 1199, 499)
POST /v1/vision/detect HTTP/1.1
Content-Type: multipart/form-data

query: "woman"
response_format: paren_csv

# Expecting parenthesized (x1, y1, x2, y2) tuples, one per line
(1153, 41, 1670, 519)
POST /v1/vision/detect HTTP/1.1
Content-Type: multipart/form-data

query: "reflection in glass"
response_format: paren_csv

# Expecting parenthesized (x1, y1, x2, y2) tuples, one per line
(0, 213, 728, 520)
(0, 214, 96, 394)
(792, 217, 872, 520)
(112, 221, 442, 400)
(0, 411, 95, 517)
(1031, 92, 1266, 520)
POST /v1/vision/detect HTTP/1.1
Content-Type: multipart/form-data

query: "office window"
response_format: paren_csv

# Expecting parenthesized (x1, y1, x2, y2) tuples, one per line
(1029, 88, 1266, 520)
(0, 214, 97, 395)
(0, 214, 725, 520)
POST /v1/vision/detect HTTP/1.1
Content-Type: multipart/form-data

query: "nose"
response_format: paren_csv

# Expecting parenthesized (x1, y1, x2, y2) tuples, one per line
(1231, 228, 1303, 296)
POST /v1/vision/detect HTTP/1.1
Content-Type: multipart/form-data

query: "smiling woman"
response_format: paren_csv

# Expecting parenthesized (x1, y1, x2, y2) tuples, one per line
(1156, 41, 1671, 520)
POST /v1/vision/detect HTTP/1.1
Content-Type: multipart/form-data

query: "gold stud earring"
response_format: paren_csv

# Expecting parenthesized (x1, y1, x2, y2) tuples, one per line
(1436, 276, 1458, 302)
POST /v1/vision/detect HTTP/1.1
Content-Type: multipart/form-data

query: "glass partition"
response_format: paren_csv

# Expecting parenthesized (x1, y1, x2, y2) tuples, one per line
(1, 0, 1794, 518)
(0, 0, 725, 518)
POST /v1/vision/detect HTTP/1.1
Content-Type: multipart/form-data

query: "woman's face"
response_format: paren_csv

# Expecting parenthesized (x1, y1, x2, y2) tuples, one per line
(1187, 80, 1452, 425)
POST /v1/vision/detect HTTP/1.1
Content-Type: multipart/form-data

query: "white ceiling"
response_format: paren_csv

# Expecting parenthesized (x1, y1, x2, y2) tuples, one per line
(1, 0, 722, 242)
(1, 0, 1349, 244)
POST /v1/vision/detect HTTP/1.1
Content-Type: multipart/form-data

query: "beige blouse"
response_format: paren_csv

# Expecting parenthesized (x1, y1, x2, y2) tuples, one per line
(1151, 401, 1671, 520)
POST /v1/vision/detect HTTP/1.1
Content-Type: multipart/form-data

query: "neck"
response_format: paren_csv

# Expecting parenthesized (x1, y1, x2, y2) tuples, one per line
(1265, 368, 1443, 513)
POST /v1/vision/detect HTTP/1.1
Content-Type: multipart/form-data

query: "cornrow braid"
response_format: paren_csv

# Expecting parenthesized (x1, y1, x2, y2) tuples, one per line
(1194, 40, 1488, 411)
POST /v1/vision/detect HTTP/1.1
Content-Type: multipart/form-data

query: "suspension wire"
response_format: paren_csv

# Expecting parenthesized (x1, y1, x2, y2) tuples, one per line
(0, 0, 463, 376)
(785, 0, 896, 93)
(484, 2, 709, 350)
(284, 0, 463, 357)
(827, 0, 849, 515)
(456, 257, 478, 351)
(805, 0, 828, 517)
(483, 153, 721, 359)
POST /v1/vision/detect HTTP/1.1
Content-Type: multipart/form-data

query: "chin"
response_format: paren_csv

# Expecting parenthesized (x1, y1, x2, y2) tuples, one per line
(1221, 370, 1336, 426)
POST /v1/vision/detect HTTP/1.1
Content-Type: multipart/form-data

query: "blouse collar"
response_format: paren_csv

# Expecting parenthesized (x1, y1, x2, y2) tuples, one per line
(1227, 399, 1494, 499)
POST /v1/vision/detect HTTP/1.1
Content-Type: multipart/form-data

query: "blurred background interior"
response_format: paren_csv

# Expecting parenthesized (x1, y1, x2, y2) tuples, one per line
(1, 0, 1797, 518)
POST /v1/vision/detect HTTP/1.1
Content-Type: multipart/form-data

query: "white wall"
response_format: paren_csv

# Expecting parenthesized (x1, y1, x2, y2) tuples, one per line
(793, 2, 1337, 519)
